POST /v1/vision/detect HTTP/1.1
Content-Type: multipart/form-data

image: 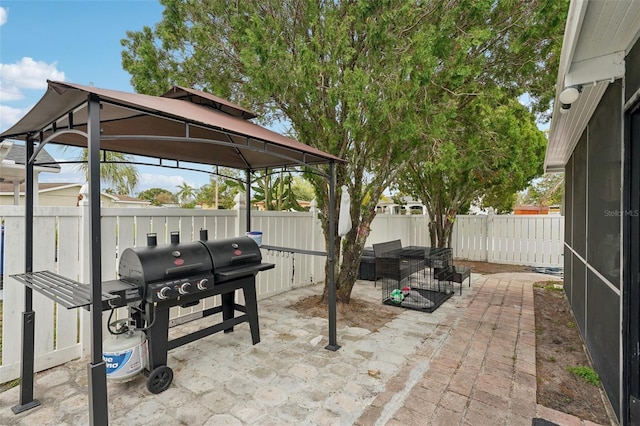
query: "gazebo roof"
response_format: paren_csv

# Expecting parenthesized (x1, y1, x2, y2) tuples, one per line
(0, 80, 342, 170)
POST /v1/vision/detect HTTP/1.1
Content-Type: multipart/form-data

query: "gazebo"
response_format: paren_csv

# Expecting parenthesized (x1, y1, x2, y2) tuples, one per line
(0, 80, 344, 425)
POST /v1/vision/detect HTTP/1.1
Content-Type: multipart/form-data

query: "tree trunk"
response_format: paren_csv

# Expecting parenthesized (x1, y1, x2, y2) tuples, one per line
(428, 210, 456, 248)
(321, 210, 373, 305)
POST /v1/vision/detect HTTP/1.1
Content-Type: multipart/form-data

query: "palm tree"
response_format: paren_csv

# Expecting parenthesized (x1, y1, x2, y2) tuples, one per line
(176, 182, 195, 207)
(65, 148, 139, 195)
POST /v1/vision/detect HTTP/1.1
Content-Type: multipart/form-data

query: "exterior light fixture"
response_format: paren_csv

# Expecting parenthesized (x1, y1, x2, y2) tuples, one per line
(559, 85, 582, 104)
(559, 103, 571, 114)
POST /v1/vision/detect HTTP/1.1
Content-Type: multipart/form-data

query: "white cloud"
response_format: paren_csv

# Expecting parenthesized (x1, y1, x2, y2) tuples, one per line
(137, 173, 189, 193)
(0, 57, 65, 90)
(38, 162, 85, 184)
(0, 57, 65, 129)
(0, 103, 32, 132)
(0, 7, 7, 26)
(0, 81, 23, 101)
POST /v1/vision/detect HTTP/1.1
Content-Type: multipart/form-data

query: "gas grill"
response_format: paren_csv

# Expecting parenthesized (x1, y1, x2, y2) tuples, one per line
(102, 230, 274, 393)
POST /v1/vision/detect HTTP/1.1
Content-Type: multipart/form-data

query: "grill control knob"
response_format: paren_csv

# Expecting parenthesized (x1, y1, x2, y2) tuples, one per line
(178, 282, 192, 295)
(197, 278, 209, 291)
(157, 286, 172, 300)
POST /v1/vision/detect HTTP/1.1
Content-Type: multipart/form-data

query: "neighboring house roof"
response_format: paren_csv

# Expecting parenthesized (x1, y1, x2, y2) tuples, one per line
(0, 140, 61, 182)
(0, 182, 149, 204)
(545, 1, 640, 172)
(109, 194, 150, 205)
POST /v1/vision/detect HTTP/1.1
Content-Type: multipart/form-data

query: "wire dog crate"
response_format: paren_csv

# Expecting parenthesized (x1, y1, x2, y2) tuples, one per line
(380, 247, 454, 313)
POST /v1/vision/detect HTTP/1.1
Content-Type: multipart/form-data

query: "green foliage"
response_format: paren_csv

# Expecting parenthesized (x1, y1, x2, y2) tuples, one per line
(196, 180, 237, 209)
(195, 167, 244, 209)
(176, 182, 195, 207)
(535, 281, 564, 292)
(399, 97, 548, 246)
(250, 171, 304, 211)
(122, 0, 567, 300)
(481, 191, 517, 214)
(518, 173, 565, 207)
(291, 176, 315, 202)
(61, 147, 139, 195)
(567, 366, 601, 386)
(392, 0, 567, 246)
(137, 187, 178, 206)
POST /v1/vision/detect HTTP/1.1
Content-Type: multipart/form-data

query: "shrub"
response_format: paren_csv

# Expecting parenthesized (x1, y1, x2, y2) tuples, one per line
(567, 366, 600, 386)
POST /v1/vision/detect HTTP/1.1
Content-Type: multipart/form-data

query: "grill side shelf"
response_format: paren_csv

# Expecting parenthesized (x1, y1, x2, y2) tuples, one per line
(10, 271, 119, 310)
(214, 263, 275, 281)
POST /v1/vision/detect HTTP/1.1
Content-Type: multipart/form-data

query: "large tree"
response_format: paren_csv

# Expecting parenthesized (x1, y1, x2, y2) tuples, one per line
(138, 187, 178, 206)
(122, 1, 432, 303)
(121, 0, 565, 303)
(398, 95, 547, 247)
(393, 0, 566, 247)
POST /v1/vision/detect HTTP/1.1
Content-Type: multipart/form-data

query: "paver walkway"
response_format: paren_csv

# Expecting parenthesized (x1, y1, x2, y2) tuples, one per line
(0, 272, 609, 425)
(358, 273, 581, 425)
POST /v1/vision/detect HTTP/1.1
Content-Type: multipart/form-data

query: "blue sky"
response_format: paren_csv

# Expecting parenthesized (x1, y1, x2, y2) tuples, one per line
(0, 0, 219, 193)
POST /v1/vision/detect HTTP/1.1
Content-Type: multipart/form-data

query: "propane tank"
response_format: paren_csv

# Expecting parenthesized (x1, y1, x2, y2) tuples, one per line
(103, 320, 147, 382)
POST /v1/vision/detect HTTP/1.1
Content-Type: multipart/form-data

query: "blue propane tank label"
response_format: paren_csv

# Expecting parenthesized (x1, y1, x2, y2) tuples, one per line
(103, 340, 147, 381)
(105, 351, 133, 375)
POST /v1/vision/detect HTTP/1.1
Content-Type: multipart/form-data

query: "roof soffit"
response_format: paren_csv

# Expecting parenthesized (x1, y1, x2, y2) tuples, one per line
(545, 0, 640, 172)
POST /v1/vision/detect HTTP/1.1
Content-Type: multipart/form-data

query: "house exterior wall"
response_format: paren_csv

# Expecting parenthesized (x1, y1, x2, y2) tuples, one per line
(40, 186, 84, 206)
(624, 37, 640, 425)
(0, 186, 82, 206)
(564, 81, 623, 418)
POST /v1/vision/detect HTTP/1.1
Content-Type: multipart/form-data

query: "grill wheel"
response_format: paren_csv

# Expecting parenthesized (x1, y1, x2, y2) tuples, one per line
(146, 366, 173, 394)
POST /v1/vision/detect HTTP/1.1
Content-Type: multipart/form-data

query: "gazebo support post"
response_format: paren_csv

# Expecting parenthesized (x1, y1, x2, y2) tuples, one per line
(325, 160, 340, 351)
(86, 94, 109, 425)
(12, 135, 41, 414)
(245, 169, 251, 232)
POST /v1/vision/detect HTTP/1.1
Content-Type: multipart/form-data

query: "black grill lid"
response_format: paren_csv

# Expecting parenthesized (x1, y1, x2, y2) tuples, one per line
(118, 241, 213, 285)
(200, 236, 262, 270)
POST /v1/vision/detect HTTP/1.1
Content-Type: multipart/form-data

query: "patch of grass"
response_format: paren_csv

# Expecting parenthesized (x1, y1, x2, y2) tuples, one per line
(0, 378, 19, 394)
(534, 281, 564, 292)
(567, 365, 601, 386)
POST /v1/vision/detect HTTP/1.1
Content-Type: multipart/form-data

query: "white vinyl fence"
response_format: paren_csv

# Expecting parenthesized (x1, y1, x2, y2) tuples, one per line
(452, 215, 565, 266)
(0, 206, 562, 383)
(368, 214, 564, 267)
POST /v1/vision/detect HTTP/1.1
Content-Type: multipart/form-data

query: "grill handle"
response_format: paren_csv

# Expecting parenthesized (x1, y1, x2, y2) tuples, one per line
(230, 253, 259, 262)
(165, 263, 204, 276)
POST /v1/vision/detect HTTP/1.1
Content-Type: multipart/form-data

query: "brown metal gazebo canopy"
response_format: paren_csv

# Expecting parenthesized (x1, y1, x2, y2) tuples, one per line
(3, 81, 339, 168)
(0, 80, 343, 425)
